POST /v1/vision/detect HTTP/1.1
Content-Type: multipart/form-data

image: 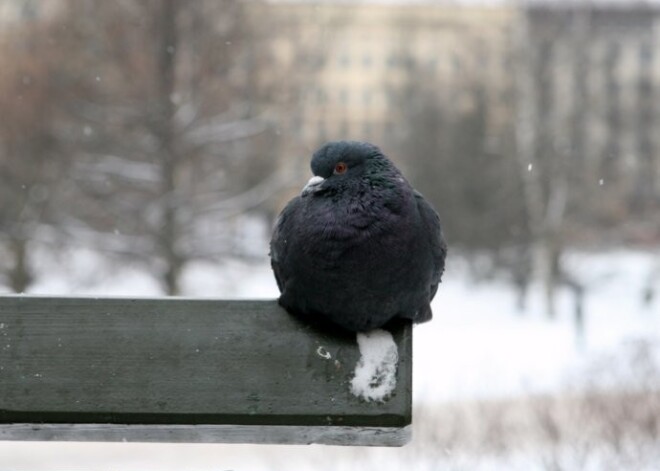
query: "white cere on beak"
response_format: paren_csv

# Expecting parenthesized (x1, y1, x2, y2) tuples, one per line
(301, 175, 325, 196)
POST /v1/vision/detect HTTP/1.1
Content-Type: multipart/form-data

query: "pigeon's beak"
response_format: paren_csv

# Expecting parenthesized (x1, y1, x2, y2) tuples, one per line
(301, 175, 325, 196)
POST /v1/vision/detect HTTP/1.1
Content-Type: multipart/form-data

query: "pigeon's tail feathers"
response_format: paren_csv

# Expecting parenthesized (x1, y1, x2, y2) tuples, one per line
(417, 304, 433, 323)
(399, 303, 433, 324)
(429, 281, 439, 301)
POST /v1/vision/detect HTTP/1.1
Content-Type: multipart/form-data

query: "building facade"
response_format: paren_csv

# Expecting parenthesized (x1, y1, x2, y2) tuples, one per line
(522, 5, 660, 219)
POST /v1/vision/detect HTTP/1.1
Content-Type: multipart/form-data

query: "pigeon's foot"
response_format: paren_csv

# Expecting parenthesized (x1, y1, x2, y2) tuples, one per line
(350, 329, 399, 402)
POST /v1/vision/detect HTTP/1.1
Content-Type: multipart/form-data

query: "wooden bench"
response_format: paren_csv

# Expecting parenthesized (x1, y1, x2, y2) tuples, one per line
(0, 296, 412, 446)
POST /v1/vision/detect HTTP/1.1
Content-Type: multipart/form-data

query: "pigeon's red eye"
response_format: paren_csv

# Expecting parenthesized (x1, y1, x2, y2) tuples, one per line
(334, 162, 348, 175)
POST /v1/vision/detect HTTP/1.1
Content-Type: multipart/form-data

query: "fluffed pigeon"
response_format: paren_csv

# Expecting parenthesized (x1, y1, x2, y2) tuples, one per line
(270, 141, 447, 332)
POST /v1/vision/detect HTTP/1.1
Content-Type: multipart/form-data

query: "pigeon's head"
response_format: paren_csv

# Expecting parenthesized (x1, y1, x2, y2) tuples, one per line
(302, 141, 399, 196)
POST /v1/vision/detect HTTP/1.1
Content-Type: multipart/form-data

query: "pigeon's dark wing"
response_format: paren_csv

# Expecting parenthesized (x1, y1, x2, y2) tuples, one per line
(269, 196, 300, 293)
(414, 190, 447, 300)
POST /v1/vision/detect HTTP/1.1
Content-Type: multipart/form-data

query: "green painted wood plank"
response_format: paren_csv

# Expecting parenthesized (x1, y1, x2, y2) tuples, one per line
(0, 296, 412, 446)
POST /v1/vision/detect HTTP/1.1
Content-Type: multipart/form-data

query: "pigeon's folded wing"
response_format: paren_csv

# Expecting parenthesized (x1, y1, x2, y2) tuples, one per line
(269, 197, 300, 293)
(414, 190, 447, 299)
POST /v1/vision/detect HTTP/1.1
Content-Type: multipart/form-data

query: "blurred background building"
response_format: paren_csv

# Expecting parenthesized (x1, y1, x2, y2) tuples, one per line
(270, 3, 513, 147)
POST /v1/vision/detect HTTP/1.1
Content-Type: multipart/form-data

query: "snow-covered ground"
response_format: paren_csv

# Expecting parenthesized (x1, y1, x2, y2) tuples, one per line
(1, 247, 659, 470)
(417, 250, 660, 402)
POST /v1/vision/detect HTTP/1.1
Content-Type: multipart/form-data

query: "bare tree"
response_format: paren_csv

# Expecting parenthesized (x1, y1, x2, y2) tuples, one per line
(0, 1, 334, 294)
(0, 19, 72, 292)
(385, 45, 530, 290)
(514, 8, 586, 319)
(50, 0, 288, 294)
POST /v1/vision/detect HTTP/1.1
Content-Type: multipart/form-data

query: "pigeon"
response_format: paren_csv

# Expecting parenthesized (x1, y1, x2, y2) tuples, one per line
(270, 141, 447, 332)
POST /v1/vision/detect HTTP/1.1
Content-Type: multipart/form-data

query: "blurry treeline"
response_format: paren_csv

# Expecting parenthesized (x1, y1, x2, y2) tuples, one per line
(384, 5, 660, 317)
(0, 0, 318, 294)
(0, 1, 659, 306)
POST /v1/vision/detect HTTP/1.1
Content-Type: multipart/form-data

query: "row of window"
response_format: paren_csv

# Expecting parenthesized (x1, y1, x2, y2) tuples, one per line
(533, 38, 657, 72)
(289, 117, 394, 141)
(315, 120, 394, 141)
(304, 88, 380, 106)
(304, 40, 659, 75)
(298, 52, 468, 72)
(300, 85, 510, 108)
(335, 53, 463, 71)
(603, 40, 654, 66)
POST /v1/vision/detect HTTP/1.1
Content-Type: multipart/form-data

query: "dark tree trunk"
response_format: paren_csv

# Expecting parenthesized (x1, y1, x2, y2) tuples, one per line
(9, 238, 32, 293)
(154, 0, 182, 296)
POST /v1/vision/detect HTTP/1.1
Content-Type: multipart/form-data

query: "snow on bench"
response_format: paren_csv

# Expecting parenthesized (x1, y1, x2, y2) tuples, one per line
(0, 296, 411, 446)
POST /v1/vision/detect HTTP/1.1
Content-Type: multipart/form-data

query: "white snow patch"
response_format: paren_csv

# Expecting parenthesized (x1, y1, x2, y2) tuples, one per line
(351, 329, 399, 402)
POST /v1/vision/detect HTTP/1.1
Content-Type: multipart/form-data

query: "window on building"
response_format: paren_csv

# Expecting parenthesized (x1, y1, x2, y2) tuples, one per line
(362, 121, 372, 138)
(387, 54, 398, 68)
(362, 54, 372, 68)
(339, 89, 349, 105)
(639, 41, 653, 66)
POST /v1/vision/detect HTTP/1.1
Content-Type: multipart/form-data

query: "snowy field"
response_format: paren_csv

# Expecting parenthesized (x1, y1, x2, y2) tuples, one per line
(1, 248, 659, 469)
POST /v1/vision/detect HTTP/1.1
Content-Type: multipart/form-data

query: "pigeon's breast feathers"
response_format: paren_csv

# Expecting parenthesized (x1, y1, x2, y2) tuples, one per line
(270, 140, 447, 332)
